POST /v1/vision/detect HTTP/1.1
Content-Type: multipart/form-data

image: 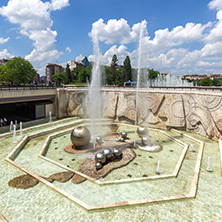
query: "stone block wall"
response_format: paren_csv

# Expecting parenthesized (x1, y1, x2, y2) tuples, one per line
(57, 88, 222, 141)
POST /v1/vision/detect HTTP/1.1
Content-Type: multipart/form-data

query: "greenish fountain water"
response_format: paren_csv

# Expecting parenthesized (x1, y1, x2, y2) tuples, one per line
(0, 119, 222, 221)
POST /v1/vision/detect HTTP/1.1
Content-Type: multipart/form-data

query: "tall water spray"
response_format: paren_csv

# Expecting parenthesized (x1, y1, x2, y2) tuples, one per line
(88, 30, 102, 138)
(134, 20, 148, 146)
(135, 20, 149, 125)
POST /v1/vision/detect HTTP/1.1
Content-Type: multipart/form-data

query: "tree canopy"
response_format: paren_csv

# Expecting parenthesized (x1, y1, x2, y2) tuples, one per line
(123, 56, 132, 82)
(66, 63, 72, 83)
(52, 72, 66, 85)
(110, 54, 118, 85)
(0, 57, 36, 84)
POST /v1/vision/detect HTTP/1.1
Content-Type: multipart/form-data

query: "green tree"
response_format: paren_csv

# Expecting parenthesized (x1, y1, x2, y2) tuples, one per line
(104, 66, 112, 85)
(0, 65, 7, 82)
(116, 67, 124, 86)
(200, 78, 213, 86)
(212, 78, 219, 86)
(110, 54, 118, 85)
(66, 63, 72, 83)
(148, 68, 159, 80)
(78, 66, 92, 83)
(5, 57, 36, 84)
(52, 72, 66, 85)
(123, 56, 132, 82)
(217, 79, 222, 86)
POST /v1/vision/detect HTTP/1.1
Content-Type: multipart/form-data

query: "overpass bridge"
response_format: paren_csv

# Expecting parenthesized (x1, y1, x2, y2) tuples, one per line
(0, 87, 58, 123)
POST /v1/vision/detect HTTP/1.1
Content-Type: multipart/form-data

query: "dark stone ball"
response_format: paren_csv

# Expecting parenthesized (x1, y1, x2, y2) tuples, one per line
(121, 131, 127, 139)
(141, 136, 151, 146)
(96, 162, 103, 170)
(113, 148, 122, 158)
(70, 126, 91, 148)
(103, 148, 112, 159)
(137, 126, 148, 137)
(95, 152, 106, 164)
(96, 136, 102, 145)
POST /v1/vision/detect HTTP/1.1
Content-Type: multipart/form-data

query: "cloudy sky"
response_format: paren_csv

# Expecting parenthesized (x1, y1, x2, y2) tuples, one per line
(0, 0, 222, 76)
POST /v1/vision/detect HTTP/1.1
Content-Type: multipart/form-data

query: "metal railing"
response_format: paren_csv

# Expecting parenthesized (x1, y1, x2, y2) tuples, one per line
(0, 85, 221, 91)
(0, 86, 58, 91)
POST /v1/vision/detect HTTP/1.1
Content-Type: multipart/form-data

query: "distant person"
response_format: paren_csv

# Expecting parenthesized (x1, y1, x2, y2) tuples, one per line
(3, 117, 7, 126)
(0, 118, 3, 127)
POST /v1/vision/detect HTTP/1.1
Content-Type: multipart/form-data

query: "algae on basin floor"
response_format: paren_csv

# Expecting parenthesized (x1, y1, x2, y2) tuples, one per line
(0, 120, 222, 222)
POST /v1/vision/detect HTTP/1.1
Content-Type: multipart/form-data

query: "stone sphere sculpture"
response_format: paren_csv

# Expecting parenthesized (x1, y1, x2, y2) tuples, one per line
(113, 148, 122, 158)
(103, 148, 112, 159)
(96, 136, 102, 145)
(70, 126, 91, 148)
(119, 137, 125, 142)
(95, 152, 106, 164)
(121, 131, 127, 139)
(96, 162, 103, 170)
(141, 136, 151, 146)
(137, 126, 148, 137)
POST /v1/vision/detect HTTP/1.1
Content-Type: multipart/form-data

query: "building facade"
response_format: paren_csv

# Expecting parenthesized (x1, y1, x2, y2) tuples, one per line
(45, 63, 65, 83)
(67, 60, 84, 70)
(0, 59, 8, 65)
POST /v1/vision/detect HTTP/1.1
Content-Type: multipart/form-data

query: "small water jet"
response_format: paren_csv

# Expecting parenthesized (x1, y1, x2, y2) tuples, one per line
(19, 122, 23, 138)
(10, 121, 13, 132)
(15, 120, 17, 130)
(49, 111, 52, 122)
(206, 157, 213, 172)
(189, 144, 195, 152)
(12, 125, 16, 143)
(156, 160, 163, 175)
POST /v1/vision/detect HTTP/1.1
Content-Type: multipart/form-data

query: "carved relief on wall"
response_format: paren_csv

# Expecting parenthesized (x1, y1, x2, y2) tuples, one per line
(58, 89, 222, 141)
(198, 95, 222, 111)
(59, 90, 86, 118)
(104, 92, 119, 118)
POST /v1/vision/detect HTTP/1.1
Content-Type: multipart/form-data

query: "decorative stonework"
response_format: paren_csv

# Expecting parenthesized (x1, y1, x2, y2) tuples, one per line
(57, 88, 222, 141)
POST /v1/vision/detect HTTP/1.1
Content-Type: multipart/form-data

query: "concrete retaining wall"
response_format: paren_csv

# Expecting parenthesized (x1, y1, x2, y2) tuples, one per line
(57, 87, 222, 141)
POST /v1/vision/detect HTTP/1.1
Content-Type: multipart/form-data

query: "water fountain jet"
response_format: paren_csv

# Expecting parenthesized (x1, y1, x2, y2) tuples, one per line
(206, 157, 213, 172)
(12, 125, 16, 143)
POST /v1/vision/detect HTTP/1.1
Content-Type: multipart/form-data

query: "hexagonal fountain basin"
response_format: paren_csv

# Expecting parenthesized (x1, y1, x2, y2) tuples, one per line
(40, 123, 188, 184)
(4, 119, 207, 211)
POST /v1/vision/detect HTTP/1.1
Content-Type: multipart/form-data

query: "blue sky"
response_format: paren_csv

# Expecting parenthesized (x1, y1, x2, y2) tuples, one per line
(0, 0, 222, 76)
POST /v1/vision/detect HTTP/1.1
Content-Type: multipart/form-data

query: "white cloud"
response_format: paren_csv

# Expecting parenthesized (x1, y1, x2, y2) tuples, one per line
(89, 18, 143, 44)
(204, 14, 222, 43)
(0, 0, 69, 75)
(25, 49, 63, 73)
(103, 45, 129, 64)
(0, 49, 12, 58)
(50, 0, 69, 11)
(75, 54, 84, 61)
(28, 29, 57, 52)
(66, 47, 71, 53)
(201, 42, 222, 57)
(0, 37, 9, 44)
(0, 0, 52, 30)
(208, 0, 222, 10)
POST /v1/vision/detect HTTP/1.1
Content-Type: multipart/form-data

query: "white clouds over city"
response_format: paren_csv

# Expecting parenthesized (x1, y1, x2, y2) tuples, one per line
(87, 0, 222, 75)
(0, 0, 69, 74)
(1, 0, 222, 75)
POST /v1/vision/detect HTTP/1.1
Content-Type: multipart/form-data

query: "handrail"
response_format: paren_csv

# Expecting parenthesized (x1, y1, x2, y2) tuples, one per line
(0, 86, 59, 91)
(0, 85, 221, 91)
